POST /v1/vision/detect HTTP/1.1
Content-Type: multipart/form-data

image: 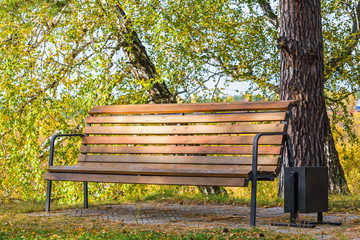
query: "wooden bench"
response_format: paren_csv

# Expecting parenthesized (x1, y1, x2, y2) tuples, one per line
(44, 100, 295, 226)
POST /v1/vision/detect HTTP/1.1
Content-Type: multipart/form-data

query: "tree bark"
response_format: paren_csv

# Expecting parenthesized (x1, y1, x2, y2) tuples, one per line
(279, 0, 326, 167)
(114, 5, 175, 104)
(259, 0, 350, 194)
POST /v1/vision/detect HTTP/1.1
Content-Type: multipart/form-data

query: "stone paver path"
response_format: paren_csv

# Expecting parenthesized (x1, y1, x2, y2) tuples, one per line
(30, 203, 360, 238)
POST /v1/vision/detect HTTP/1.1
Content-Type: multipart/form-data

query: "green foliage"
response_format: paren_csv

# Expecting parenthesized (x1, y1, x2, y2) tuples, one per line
(129, 0, 279, 100)
(0, 0, 148, 202)
(1, 0, 360, 202)
(334, 111, 360, 194)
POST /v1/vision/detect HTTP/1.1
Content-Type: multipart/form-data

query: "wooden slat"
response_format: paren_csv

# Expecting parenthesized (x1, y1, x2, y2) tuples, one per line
(77, 155, 279, 165)
(88, 101, 296, 115)
(44, 172, 248, 187)
(83, 124, 285, 135)
(79, 145, 281, 155)
(48, 165, 255, 177)
(85, 112, 286, 124)
(73, 163, 277, 174)
(81, 135, 283, 145)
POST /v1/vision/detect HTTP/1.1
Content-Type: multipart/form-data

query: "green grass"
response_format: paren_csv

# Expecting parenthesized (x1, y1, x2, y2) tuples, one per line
(329, 194, 360, 212)
(107, 183, 284, 207)
(1, 191, 359, 239)
(0, 223, 309, 240)
(0, 200, 318, 240)
(4, 183, 359, 214)
(103, 185, 360, 212)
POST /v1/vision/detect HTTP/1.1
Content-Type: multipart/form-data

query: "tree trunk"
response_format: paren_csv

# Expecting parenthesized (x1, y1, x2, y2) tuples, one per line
(257, 0, 349, 194)
(278, 0, 350, 195)
(324, 112, 350, 194)
(114, 5, 175, 104)
(278, 0, 326, 167)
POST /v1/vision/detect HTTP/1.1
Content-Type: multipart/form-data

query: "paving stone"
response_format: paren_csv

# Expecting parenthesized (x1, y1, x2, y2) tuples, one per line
(28, 203, 360, 238)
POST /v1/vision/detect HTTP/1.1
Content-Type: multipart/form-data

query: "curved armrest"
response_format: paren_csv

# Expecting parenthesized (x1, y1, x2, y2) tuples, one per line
(48, 134, 84, 167)
(251, 132, 294, 180)
(249, 132, 294, 227)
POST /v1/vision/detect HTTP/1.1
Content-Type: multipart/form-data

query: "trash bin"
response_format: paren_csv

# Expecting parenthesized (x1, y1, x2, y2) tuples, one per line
(284, 167, 328, 213)
(272, 166, 340, 227)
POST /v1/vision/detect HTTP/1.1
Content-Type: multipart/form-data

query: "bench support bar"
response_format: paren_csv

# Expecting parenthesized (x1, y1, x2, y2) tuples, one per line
(46, 134, 84, 212)
(84, 182, 88, 208)
(250, 132, 293, 226)
(46, 180, 52, 212)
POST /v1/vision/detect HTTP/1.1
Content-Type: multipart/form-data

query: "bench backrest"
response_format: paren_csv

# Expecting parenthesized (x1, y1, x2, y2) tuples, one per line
(78, 101, 294, 176)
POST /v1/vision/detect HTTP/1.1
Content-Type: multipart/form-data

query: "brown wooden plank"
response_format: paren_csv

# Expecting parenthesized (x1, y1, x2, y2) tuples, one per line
(73, 162, 277, 174)
(77, 155, 279, 165)
(79, 145, 281, 155)
(83, 124, 286, 135)
(81, 135, 283, 145)
(48, 165, 253, 177)
(85, 112, 287, 124)
(88, 101, 296, 115)
(44, 172, 248, 187)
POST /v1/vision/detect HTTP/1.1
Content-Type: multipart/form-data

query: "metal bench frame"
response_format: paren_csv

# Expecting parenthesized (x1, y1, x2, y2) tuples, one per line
(45, 102, 295, 226)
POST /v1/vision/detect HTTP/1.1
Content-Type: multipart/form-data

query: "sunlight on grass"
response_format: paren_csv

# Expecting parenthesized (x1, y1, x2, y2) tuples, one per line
(0, 201, 315, 240)
(113, 180, 283, 207)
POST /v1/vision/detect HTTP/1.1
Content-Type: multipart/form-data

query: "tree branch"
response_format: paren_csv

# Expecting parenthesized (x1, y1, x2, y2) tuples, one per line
(324, 1, 360, 82)
(256, 0, 278, 28)
(325, 90, 360, 103)
(203, 48, 279, 93)
(111, 2, 175, 103)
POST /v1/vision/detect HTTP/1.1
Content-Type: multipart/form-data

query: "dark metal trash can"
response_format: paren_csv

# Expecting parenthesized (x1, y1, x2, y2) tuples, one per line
(284, 167, 328, 213)
(272, 166, 340, 227)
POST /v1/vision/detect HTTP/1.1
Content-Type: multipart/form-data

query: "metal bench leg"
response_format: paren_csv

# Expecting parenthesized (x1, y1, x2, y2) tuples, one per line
(46, 180, 52, 212)
(250, 178, 257, 226)
(84, 182, 88, 208)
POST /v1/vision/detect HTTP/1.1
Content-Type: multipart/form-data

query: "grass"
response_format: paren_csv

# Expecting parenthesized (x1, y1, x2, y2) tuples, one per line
(1, 182, 359, 239)
(329, 194, 360, 213)
(1, 192, 360, 239)
(88, 183, 360, 212)
(91, 182, 285, 207)
(0, 216, 303, 240)
(0, 200, 320, 240)
(39, 178, 360, 211)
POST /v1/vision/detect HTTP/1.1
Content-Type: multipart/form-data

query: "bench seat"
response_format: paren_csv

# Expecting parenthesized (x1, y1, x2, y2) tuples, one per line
(44, 100, 295, 226)
(45, 172, 248, 187)
(47, 165, 254, 177)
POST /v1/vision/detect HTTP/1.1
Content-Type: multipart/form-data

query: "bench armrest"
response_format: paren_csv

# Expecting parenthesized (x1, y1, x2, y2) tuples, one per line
(251, 132, 294, 180)
(249, 132, 293, 226)
(48, 134, 84, 167)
